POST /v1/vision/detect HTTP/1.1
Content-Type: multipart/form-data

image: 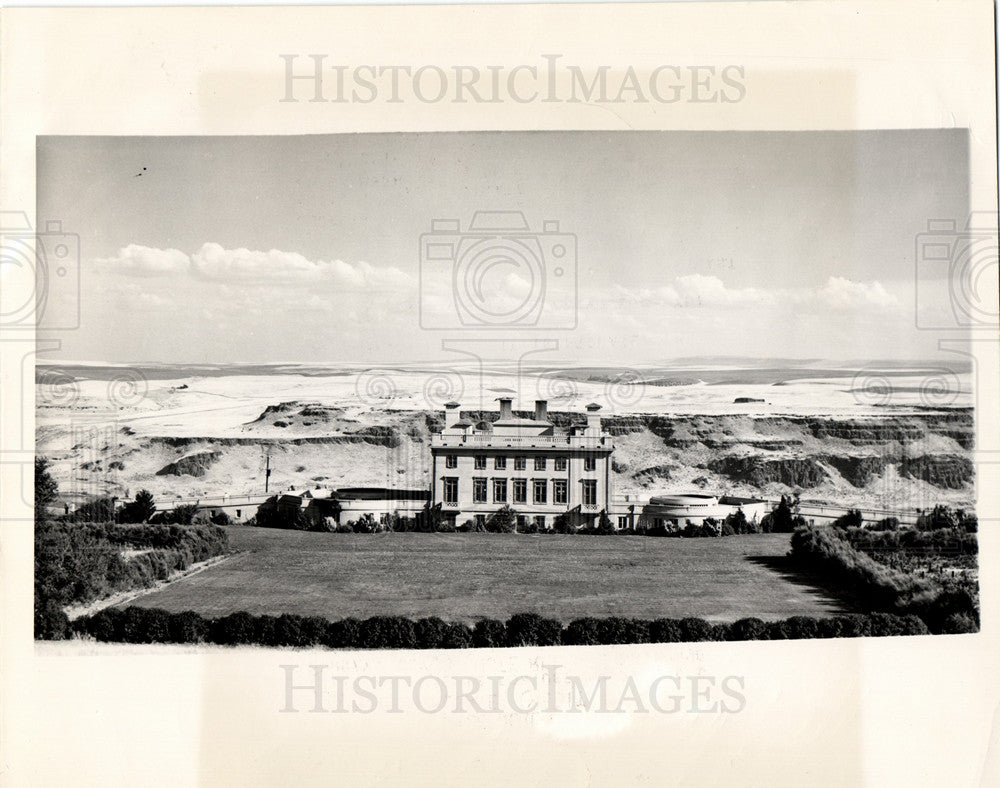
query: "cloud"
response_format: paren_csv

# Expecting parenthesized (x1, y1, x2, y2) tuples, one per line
(98, 244, 190, 275)
(815, 276, 899, 310)
(592, 274, 898, 313)
(95, 242, 414, 292)
(672, 274, 773, 307)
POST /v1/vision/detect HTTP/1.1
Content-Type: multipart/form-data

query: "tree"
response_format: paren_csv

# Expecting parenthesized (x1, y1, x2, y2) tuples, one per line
(119, 489, 157, 523)
(553, 512, 576, 534)
(724, 508, 748, 534)
(832, 509, 863, 529)
(168, 504, 199, 525)
(596, 512, 615, 535)
(70, 496, 116, 523)
(763, 495, 805, 534)
(486, 505, 517, 534)
(35, 457, 59, 519)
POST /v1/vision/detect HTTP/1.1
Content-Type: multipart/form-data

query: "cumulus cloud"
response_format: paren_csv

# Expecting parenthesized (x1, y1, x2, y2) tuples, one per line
(815, 276, 899, 310)
(592, 274, 897, 313)
(672, 274, 773, 307)
(95, 242, 414, 292)
(97, 244, 190, 276)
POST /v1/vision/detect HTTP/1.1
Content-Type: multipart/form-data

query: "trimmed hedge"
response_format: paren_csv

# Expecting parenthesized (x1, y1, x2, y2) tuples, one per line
(64, 608, 931, 647)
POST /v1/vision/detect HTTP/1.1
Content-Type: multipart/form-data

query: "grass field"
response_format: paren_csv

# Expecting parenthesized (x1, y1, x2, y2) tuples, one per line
(126, 528, 848, 623)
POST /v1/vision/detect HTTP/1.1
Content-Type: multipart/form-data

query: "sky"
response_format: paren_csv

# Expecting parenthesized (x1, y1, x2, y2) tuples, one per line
(34, 130, 970, 365)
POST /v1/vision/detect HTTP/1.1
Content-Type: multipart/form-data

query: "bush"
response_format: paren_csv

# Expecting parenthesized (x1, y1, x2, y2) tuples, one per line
(167, 610, 210, 643)
(414, 617, 449, 649)
(211, 611, 257, 645)
(472, 618, 506, 648)
(34, 598, 70, 640)
(505, 613, 563, 647)
(727, 617, 767, 641)
(783, 616, 821, 639)
(357, 616, 417, 649)
(649, 618, 683, 643)
(486, 505, 517, 534)
(678, 617, 716, 642)
(441, 622, 474, 648)
(562, 617, 601, 646)
(323, 617, 361, 648)
(790, 523, 978, 633)
(832, 509, 864, 529)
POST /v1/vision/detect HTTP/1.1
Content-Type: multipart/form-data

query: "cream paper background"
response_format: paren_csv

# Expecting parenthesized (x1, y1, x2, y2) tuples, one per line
(1, 2, 997, 785)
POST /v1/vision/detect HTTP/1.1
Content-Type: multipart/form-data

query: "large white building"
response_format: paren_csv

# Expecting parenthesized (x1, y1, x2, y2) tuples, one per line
(430, 398, 614, 530)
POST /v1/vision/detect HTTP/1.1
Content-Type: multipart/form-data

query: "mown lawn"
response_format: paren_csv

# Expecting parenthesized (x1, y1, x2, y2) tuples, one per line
(127, 529, 847, 622)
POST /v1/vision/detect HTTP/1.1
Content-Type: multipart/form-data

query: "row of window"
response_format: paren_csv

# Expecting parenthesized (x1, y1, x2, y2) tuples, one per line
(468, 514, 630, 530)
(442, 477, 598, 506)
(445, 455, 597, 472)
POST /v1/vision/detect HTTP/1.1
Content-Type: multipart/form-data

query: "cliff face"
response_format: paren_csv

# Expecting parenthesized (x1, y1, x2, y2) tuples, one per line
(46, 405, 975, 508)
(707, 456, 828, 488)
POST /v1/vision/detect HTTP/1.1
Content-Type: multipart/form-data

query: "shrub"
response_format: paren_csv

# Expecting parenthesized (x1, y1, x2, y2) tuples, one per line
(441, 622, 473, 649)
(486, 505, 517, 534)
(167, 610, 210, 643)
(505, 613, 563, 647)
(727, 617, 767, 641)
(790, 523, 977, 633)
(211, 611, 257, 645)
(562, 618, 601, 646)
(782, 616, 820, 639)
(678, 617, 716, 642)
(472, 618, 506, 648)
(832, 509, 864, 529)
(649, 618, 683, 643)
(414, 617, 449, 649)
(34, 598, 70, 640)
(357, 616, 417, 649)
(323, 617, 361, 648)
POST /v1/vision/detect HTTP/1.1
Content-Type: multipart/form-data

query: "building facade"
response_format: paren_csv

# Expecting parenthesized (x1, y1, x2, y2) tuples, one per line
(430, 398, 614, 530)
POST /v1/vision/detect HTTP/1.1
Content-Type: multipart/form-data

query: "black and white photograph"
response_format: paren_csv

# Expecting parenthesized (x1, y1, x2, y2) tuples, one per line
(2, 2, 998, 786)
(31, 129, 987, 645)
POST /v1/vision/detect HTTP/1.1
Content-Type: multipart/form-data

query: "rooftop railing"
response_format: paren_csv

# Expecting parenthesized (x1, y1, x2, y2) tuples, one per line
(431, 433, 612, 449)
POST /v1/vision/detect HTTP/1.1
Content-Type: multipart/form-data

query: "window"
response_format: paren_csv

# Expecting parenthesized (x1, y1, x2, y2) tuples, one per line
(512, 478, 527, 504)
(236, 509, 242, 518)
(584, 456, 597, 472)
(582, 480, 597, 506)
(443, 477, 459, 505)
(618, 516, 629, 529)
(494, 456, 506, 470)
(534, 456, 547, 471)
(493, 478, 507, 503)
(534, 515, 546, 531)
(533, 479, 547, 505)
(514, 457, 527, 471)
(475, 514, 487, 529)
(516, 515, 528, 530)
(552, 479, 568, 505)
(473, 477, 487, 503)
(554, 457, 567, 472)
(445, 455, 457, 469)
(474, 455, 487, 470)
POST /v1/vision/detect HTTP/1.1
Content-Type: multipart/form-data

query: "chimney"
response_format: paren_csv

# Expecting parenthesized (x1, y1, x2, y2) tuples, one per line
(497, 397, 513, 420)
(584, 402, 602, 434)
(534, 400, 549, 422)
(444, 401, 460, 428)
